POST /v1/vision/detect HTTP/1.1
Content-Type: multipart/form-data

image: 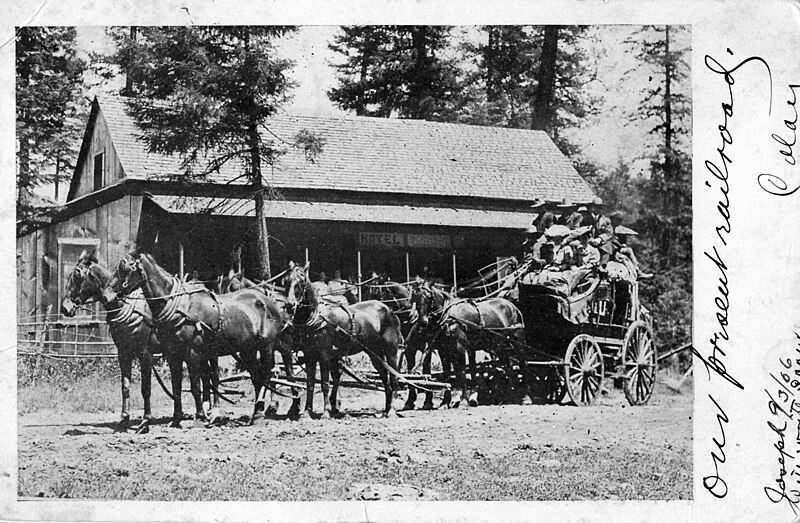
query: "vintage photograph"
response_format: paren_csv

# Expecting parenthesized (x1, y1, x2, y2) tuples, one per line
(15, 25, 692, 501)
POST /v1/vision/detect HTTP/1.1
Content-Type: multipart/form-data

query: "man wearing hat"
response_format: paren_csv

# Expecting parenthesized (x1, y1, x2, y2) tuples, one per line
(614, 225, 653, 280)
(587, 197, 612, 239)
(555, 198, 580, 228)
(544, 224, 575, 271)
(536, 200, 558, 235)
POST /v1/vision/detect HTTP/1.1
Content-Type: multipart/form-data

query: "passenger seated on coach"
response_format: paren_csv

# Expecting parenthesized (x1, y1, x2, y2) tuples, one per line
(614, 226, 653, 280)
(327, 269, 347, 296)
(543, 225, 574, 272)
(567, 225, 600, 268)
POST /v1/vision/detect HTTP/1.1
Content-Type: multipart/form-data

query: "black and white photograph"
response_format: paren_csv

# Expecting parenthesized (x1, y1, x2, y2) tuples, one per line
(13, 23, 694, 505)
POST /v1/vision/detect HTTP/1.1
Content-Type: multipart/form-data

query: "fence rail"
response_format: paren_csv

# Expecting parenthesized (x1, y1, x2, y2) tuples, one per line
(17, 307, 117, 357)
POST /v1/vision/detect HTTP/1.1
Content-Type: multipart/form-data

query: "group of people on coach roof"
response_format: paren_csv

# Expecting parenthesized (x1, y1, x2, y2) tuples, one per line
(522, 196, 652, 281)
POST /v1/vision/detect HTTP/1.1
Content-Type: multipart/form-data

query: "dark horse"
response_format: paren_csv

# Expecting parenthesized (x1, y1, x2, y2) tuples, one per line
(284, 261, 403, 419)
(219, 269, 300, 416)
(61, 251, 157, 432)
(365, 274, 432, 411)
(104, 253, 284, 426)
(409, 280, 533, 407)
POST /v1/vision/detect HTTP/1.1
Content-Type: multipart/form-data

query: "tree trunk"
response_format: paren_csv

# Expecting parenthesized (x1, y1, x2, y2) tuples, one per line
(661, 26, 673, 261)
(530, 26, 559, 134)
(248, 123, 271, 280)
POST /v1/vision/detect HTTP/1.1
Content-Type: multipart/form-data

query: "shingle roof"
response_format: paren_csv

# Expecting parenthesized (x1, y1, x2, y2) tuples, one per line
(98, 95, 595, 203)
(149, 195, 534, 230)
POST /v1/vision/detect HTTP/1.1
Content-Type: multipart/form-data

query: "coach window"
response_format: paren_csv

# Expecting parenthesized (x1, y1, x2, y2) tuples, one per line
(93, 152, 105, 192)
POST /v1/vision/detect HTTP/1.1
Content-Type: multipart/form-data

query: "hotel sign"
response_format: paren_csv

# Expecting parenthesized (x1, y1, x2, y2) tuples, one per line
(358, 232, 405, 248)
(358, 232, 454, 249)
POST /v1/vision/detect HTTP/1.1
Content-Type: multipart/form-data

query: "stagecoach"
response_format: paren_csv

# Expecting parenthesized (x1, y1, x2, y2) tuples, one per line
(514, 263, 657, 406)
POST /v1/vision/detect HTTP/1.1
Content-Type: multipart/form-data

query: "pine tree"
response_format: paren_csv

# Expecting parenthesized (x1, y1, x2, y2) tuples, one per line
(111, 26, 323, 279)
(16, 26, 86, 218)
(328, 26, 459, 121)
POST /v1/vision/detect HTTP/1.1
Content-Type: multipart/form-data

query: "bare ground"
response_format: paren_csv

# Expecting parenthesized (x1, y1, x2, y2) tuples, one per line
(17, 378, 692, 501)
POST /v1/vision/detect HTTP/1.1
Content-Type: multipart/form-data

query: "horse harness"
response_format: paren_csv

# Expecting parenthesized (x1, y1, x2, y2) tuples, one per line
(107, 288, 153, 332)
(153, 277, 224, 339)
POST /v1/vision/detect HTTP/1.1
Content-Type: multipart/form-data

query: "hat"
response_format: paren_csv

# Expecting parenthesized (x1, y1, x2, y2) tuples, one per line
(557, 198, 577, 209)
(545, 224, 571, 238)
(577, 205, 588, 212)
(609, 210, 624, 223)
(529, 198, 546, 210)
(615, 225, 638, 236)
(589, 196, 605, 207)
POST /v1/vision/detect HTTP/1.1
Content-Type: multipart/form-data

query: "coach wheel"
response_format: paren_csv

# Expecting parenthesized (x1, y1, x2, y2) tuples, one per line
(622, 320, 657, 405)
(564, 335, 604, 407)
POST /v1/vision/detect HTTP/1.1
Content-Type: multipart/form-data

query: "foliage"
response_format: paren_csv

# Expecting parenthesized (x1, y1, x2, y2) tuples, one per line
(108, 26, 324, 278)
(16, 26, 87, 218)
(328, 26, 460, 121)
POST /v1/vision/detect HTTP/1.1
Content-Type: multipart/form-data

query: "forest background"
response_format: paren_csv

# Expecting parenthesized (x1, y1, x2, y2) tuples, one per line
(15, 25, 691, 367)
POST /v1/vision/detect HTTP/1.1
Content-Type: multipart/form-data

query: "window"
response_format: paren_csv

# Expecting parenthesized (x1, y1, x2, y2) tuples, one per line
(93, 152, 105, 191)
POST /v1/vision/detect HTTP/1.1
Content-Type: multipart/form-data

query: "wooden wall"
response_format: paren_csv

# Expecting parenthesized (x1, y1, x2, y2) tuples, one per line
(17, 194, 143, 323)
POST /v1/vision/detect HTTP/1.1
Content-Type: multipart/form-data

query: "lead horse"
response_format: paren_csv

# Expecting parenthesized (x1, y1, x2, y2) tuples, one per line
(409, 280, 534, 407)
(284, 261, 403, 419)
(104, 253, 283, 426)
(61, 251, 157, 432)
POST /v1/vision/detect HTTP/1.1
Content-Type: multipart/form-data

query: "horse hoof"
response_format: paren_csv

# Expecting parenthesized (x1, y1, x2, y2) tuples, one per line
(422, 401, 435, 411)
(468, 392, 479, 407)
(296, 411, 313, 422)
(265, 402, 279, 417)
(401, 401, 416, 412)
(134, 420, 150, 434)
(449, 400, 461, 409)
(170, 420, 182, 429)
(521, 395, 533, 406)
(382, 409, 398, 419)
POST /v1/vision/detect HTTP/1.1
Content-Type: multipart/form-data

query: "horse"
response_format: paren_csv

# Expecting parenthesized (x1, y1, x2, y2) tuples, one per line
(409, 280, 533, 408)
(284, 261, 403, 419)
(103, 253, 284, 427)
(219, 269, 300, 417)
(365, 274, 433, 410)
(60, 251, 155, 432)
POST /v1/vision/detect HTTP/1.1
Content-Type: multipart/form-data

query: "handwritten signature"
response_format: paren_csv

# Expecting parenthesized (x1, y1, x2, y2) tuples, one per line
(695, 48, 772, 499)
(764, 332, 800, 514)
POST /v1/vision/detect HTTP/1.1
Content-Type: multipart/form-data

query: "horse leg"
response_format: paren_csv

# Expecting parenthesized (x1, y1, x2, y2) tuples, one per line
(136, 351, 153, 434)
(240, 350, 266, 425)
(208, 357, 221, 423)
(402, 344, 418, 411)
(187, 353, 206, 427)
(384, 342, 400, 417)
(116, 350, 133, 432)
(515, 336, 534, 406)
(451, 338, 468, 409)
(368, 353, 396, 418)
(438, 344, 452, 409)
(330, 360, 342, 417)
(167, 354, 184, 428)
(299, 353, 316, 421)
(467, 343, 480, 407)
(280, 339, 301, 418)
(421, 347, 435, 410)
(319, 357, 332, 419)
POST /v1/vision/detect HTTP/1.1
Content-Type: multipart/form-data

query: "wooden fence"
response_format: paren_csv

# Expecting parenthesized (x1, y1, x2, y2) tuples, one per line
(17, 306, 117, 358)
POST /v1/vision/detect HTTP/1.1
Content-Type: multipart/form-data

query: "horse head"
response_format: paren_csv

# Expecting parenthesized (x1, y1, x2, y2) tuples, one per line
(101, 253, 144, 306)
(61, 250, 109, 316)
(284, 260, 315, 315)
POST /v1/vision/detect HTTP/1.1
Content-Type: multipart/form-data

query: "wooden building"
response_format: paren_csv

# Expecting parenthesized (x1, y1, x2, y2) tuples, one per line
(17, 95, 595, 353)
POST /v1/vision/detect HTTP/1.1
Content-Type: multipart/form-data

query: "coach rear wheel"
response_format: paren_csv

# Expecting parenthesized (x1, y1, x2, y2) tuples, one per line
(564, 335, 604, 407)
(622, 321, 657, 405)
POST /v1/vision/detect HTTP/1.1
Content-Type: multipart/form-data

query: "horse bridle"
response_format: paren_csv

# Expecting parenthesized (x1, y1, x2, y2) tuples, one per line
(67, 263, 100, 310)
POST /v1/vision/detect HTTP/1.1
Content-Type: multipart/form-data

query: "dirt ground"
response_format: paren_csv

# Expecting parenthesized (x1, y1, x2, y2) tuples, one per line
(17, 377, 692, 501)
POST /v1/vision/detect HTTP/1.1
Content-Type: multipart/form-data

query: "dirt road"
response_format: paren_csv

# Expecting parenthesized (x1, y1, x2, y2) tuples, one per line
(17, 379, 691, 501)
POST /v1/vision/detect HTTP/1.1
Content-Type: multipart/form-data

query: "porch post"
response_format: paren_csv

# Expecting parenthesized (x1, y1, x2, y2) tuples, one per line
(305, 247, 309, 265)
(405, 251, 411, 283)
(452, 251, 458, 292)
(178, 242, 185, 280)
(357, 249, 363, 302)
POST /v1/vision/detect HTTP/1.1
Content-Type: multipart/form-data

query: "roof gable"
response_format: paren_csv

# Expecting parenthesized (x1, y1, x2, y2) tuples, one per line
(91, 95, 595, 203)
